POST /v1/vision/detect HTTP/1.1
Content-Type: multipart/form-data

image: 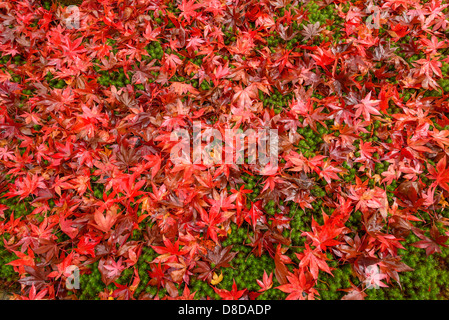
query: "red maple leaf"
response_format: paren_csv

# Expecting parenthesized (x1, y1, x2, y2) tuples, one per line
(89, 205, 121, 233)
(256, 271, 273, 292)
(212, 279, 247, 300)
(411, 225, 449, 256)
(427, 156, 449, 192)
(296, 244, 333, 279)
(151, 236, 190, 261)
(178, 0, 203, 24)
(75, 232, 101, 257)
(276, 269, 318, 300)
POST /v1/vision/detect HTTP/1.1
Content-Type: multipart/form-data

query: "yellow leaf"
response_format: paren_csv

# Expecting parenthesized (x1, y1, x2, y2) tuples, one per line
(372, 174, 382, 184)
(211, 272, 223, 285)
(103, 146, 112, 156)
(338, 168, 349, 177)
(439, 194, 448, 208)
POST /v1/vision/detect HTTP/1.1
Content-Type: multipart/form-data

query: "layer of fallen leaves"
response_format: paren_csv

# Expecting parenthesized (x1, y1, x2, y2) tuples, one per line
(0, 0, 449, 300)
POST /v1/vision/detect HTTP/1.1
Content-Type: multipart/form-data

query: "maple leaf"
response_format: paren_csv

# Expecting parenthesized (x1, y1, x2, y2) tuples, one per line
(358, 140, 377, 160)
(340, 281, 367, 300)
(89, 204, 121, 233)
(415, 58, 442, 78)
(118, 175, 146, 201)
(212, 62, 230, 86)
(301, 22, 323, 41)
(310, 47, 336, 70)
(33, 238, 60, 262)
(378, 255, 413, 288)
(212, 279, 247, 300)
(431, 129, 449, 149)
(186, 36, 205, 52)
(419, 35, 446, 55)
(103, 258, 125, 279)
(59, 36, 87, 61)
(202, 245, 237, 269)
(151, 236, 190, 262)
(375, 233, 406, 256)
(59, 214, 78, 239)
(202, 0, 225, 16)
(7, 249, 35, 274)
(178, 0, 203, 24)
(301, 214, 344, 252)
(163, 54, 183, 76)
(147, 262, 170, 288)
(348, 181, 388, 218)
(75, 232, 101, 257)
(317, 160, 342, 184)
(232, 84, 258, 109)
(278, 23, 298, 41)
(18, 284, 48, 300)
(142, 154, 162, 179)
(170, 81, 199, 95)
(143, 23, 161, 41)
(256, 271, 273, 292)
(230, 32, 257, 56)
(5, 173, 46, 200)
(131, 59, 157, 84)
(210, 272, 223, 285)
(276, 48, 296, 73)
(229, 185, 252, 223)
(160, 115, 188, 131)
(199, 192, 235, 243)
(70, 175, 91, 196)
(427, 156, 449, 192)
(245, 201, 265, 231)
(296, 244, 333, 279)
(47, 252, 75, 280)
(381, 164, 401, 185)
(261, 175, 286, 193)
(410, 225, 449, 256)
(353, 91, 381, 121)
(17, 265, 50, 293)
(395, 180, 421, 205)
(193, 260, 213, 282)
(111, 282, 135, 300)
(274, 245, 291, 285)
(276, 270, 312, 300)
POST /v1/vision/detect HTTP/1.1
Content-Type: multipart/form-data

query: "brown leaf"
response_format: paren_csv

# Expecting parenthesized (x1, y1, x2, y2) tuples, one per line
(202, 245, 237, 269)
(274, 249, 289, 285)
(395, 180, 421, 204)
